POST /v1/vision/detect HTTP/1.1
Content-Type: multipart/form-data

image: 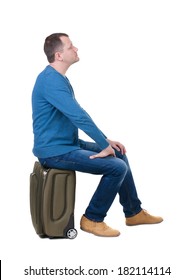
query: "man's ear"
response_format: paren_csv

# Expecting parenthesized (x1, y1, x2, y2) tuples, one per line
(55, 51, 63, 61)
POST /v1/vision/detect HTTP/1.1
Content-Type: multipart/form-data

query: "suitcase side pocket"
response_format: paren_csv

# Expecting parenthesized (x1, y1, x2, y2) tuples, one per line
(43, 170, 76, 237)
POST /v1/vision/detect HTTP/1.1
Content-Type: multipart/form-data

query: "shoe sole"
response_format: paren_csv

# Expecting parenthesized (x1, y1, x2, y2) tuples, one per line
(126, 220, 164, 226)
(80, 227, 120, 237)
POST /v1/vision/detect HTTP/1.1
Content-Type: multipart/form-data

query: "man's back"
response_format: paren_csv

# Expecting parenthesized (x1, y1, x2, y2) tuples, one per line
(32, 65, 80, 158)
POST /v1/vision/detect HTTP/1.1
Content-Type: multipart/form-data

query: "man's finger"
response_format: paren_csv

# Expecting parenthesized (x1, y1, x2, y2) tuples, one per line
(89, 154, 97, 159)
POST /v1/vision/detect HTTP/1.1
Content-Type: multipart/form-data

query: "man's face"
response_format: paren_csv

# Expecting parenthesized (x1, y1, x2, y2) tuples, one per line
(60, 36, 79, 65)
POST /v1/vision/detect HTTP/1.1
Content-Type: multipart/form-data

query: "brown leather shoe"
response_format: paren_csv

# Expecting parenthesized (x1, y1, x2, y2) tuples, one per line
(126, 210, 163, 226)
(80, 215, 120, 237)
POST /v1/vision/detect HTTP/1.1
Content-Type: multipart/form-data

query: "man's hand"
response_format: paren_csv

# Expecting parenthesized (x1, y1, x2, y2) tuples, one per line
(89, 145, 115, 159)
(107, 139, 126, 155)
(89, 139, 127, 159)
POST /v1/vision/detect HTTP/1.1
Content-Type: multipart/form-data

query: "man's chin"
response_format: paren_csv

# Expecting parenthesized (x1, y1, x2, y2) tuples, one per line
(73, 57, 80, 64)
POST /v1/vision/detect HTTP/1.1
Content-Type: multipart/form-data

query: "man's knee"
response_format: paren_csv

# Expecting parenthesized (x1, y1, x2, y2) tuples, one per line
(110, 158, 128, 177)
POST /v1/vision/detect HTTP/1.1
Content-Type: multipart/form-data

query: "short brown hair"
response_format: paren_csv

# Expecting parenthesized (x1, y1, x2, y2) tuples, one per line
(44, 33, 69, 63)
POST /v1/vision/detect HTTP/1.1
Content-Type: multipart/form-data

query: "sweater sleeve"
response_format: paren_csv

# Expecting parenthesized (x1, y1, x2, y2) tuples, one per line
(43, 70, 109, 150)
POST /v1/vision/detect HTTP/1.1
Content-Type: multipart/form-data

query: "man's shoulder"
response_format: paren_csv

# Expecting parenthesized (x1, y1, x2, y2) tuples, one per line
(41, 65, 66, 81)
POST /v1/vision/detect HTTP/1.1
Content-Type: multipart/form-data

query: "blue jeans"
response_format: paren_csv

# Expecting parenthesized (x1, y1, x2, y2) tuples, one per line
(39, 140, 142, 222)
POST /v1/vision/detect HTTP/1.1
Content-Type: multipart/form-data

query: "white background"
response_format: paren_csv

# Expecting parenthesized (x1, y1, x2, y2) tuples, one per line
(0, 0, 194, 279)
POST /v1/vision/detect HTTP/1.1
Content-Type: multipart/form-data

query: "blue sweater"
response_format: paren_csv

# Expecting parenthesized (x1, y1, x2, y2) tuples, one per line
(32, 65, 109, 158)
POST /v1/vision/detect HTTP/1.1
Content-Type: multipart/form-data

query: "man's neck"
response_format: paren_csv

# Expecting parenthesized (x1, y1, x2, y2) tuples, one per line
(49, 62, 69, 76)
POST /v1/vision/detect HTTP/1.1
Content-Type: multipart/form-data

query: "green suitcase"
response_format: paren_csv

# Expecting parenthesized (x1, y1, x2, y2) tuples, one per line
(30, 161, 77, 239)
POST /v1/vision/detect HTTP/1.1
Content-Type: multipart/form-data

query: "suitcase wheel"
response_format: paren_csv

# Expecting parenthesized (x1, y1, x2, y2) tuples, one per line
(66, 228, 78, 239)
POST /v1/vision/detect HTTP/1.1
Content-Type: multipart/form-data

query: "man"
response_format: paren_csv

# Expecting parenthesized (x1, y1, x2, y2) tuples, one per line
(32, 33, 163, 237)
